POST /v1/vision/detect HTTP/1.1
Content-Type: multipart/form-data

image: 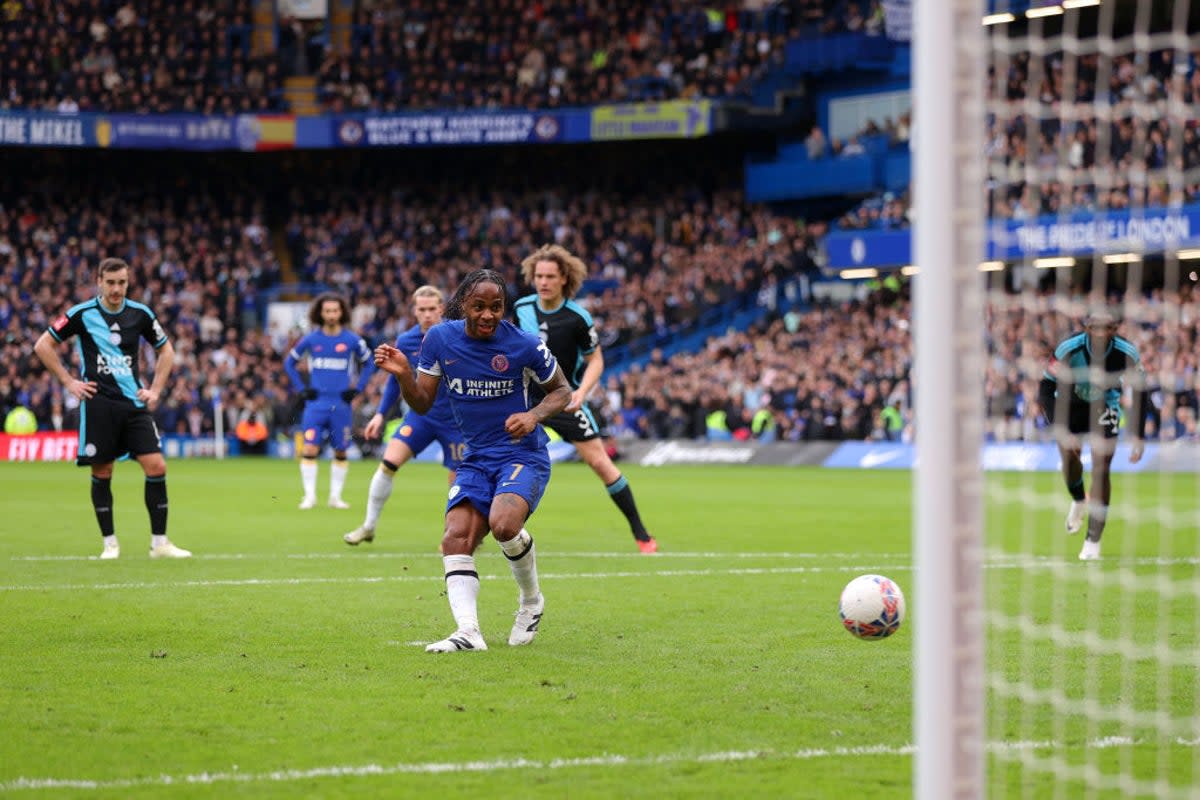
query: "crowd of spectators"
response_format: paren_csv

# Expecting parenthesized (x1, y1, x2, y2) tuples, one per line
(836, 43, 1200, 234)
(321, 0, 805, 111)
(0, 147, 826, 449)
(987, 48, 1200, 218)
(593, 277, 1200, 447)
(1, 0, 285, 114)
(595, 280, 913, 443)
(285, 144, 822, 352)
(0, 0, 902, 114)
(6, 149, 1200, 451)
(8, 7, 1200, 449)
(0, 152, 284, 441)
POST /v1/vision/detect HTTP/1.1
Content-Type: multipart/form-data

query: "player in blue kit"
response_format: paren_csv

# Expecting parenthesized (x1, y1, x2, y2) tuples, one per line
(373, 269, 571, 652)
(344, 286, 467, 545)
(1038, 309, 1148, 560)
(33, 257, 191, 559)
(285, 294, 374, 510)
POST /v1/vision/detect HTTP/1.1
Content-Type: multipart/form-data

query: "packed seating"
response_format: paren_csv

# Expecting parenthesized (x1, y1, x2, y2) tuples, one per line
(322, 0, 804, 110)
(596, 273, 1200, 445)
(832, 44, 1200, 232)
(987, 49, 1200, 218)
(0, 153, 282, 436)
(2, 147, 821, 442)
(286, 145, 822, 350)
(597, 280, 913, 443)
(0, 0, 872, 114)
(0, 0, 283, 113)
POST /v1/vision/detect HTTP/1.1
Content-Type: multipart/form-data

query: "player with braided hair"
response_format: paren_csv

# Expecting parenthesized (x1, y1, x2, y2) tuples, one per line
(374, 269, 571, 652)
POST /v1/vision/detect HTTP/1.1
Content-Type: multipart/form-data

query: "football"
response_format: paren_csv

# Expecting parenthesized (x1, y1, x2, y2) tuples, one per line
(839, 574, 906, 640)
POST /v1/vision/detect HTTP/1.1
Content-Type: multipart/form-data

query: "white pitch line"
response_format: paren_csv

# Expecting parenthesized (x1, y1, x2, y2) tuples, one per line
(0, 565, 913, 593)
(3, 555, 1200, 593)
(2, 737, 1196, 793)
(10, 551, 901, 562)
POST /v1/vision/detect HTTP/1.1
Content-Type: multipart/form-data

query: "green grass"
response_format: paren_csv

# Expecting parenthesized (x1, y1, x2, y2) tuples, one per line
(0, 461, 1196, 798)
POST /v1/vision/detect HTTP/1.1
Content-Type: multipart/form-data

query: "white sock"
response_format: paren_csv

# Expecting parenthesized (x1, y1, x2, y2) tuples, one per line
(103, 535, 120, 550)
(443, 554, 480, 633)
(151, 534, 167, 548)
(499, 528, 539, 605)
(363, 468, 394, 529)
(300, 460, 317, 499)
(329, 460, 348, 501)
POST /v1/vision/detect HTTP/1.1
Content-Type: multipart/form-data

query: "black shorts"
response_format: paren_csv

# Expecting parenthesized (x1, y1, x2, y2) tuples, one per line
(541, 403, 602, 442)
(1065, 401, 1120, 439)
(78, 396, 162, 466)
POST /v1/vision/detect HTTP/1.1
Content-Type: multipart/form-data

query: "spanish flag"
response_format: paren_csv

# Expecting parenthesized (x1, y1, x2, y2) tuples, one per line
(250, 115, 296, 151)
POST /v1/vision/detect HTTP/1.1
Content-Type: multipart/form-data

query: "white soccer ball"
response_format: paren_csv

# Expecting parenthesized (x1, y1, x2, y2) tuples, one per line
(839, 574, 906, 640)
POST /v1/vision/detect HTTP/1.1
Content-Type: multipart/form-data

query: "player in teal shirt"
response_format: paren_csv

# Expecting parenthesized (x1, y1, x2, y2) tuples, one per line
(1038, 309, 1148, 559)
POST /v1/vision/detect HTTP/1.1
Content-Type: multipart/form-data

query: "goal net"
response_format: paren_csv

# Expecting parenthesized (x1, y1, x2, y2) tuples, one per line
(920, 0, 1200, 796)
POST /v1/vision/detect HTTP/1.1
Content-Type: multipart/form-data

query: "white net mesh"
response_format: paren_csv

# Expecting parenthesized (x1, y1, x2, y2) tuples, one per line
(982, 1, 1200, 796)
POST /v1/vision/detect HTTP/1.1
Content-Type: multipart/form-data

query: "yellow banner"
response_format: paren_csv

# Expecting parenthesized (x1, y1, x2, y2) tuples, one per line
(590, 101, 711, 141)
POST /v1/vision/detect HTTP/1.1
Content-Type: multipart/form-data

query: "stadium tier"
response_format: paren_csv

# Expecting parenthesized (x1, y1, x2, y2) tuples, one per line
(2, 3, 1200, 795)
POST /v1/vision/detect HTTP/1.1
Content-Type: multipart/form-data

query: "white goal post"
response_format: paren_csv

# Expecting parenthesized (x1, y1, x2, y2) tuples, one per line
(913, 0, 986, 798)
(916, 0, 1200, 797)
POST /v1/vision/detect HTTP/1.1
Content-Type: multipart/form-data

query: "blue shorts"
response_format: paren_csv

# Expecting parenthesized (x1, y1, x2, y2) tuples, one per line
(301, 398, 353, 452)
(392, 413, 466, 470)
(447, 451, 551, 520)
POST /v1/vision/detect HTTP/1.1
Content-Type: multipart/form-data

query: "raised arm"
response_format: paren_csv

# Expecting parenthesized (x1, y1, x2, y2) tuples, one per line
(374, 344, 440, 414)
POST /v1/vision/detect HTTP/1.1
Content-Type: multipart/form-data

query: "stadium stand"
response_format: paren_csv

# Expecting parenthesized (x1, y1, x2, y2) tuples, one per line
(11, 2, 1190, 453)
(0, 0, 283, 113)
(322, 0, 798, 110)
(0, 151, 282, 436)
(0, 0, 872, 113)
(284, 144, 821, 350)
(830, 43, 1200, 231)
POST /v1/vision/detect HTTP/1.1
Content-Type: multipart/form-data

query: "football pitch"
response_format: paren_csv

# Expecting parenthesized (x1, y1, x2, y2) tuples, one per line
(0, 459, 1196, 798)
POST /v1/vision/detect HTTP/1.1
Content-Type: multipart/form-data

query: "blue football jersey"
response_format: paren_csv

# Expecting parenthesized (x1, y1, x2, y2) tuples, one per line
(285, 329, 373, 396)
(416, 320, 558, 454)
(378, 324, 458, 431)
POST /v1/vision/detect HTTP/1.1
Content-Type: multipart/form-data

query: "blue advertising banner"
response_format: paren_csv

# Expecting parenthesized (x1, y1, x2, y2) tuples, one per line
(990, 205, 1200, 259)
(824, 228, 911, 268)
(99, 114, 298, 151)
(823, 441, 1156, 472)
(0, 105, 716, 151)
(0, 111, 298, 151)
(0, 112, 93, 147)
(332, 111, 573, 147)
(98, 114, 242, 150)
(825, 204, 1200, 268)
